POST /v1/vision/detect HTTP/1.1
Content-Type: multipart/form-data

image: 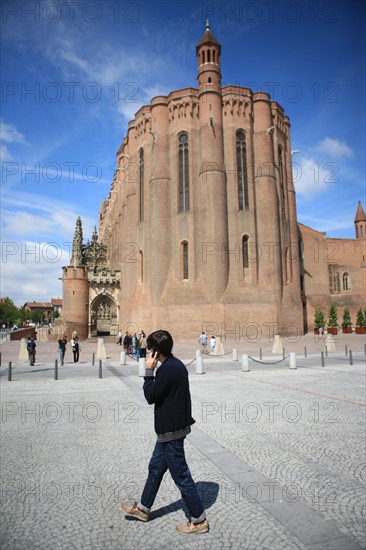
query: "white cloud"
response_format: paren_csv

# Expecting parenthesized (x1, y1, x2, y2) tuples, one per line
(1, 241, 68, 306)
(293, 157, 337, 197)
(314, 137, 354, 159)
(0, 119, 27, 144)
(0, 144, 13, 161)
(1, 190, 96, 241)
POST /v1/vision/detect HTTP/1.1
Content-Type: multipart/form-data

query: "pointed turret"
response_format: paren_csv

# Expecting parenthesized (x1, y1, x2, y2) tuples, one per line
(196, 19, 221, 88)
(354, 201, 366, 239)
(196, 19, 221, 49)
(71, 216, 84, 267)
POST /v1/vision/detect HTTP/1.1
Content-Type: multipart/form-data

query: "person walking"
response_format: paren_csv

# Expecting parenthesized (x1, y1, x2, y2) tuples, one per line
(71, 336, 80, 363)
(120, 329, 209, 534)
(58, 335, 67, 365)
(198, 331, 208, 353)
(139, 331, 147, 359)
(27, 338, 36, 366)
(123, 331, 131, 354)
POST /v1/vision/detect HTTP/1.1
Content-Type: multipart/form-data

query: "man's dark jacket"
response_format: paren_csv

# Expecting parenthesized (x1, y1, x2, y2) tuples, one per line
(143, 355, 195, 436)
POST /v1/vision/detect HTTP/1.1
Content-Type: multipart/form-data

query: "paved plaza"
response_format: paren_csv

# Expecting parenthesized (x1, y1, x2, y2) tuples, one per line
(0, 333, 365, 550)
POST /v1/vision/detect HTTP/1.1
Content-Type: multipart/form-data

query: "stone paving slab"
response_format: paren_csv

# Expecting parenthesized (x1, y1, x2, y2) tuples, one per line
(0, 338, 365, 549)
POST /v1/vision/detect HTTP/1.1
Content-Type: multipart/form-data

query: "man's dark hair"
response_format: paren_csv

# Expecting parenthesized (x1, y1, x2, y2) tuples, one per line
(147, 330, 173, 357)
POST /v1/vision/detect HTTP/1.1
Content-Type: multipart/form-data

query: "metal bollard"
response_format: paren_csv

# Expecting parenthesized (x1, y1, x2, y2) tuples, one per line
(259, 348, 262, 360)
(54, 359, 58, 380)
(92, 352, 95, 366)
(325, 345, 328, 357)
(0, 352, 2, 366)
(8, 361, 12, 381)
(138, 357, 146, 377)
(304, 346, 307, 358)
(196, 350, 204, 374)
(99, 359, 102, 379)
(232, 348, 238, 361)
(289, 352, 296, 369)
(321, 351, 325, 367)
(283, 347, 286, 359)
(364, 344, 366, 355)
(120, 351, 126, 365)
(241, 354, 250, 372)
(349, 350, 353, 365)
(345, 344, 348, 356)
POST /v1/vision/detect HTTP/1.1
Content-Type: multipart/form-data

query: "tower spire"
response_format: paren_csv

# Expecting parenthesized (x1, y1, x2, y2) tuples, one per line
(71, 216, 84, 267)
(354, 201, 366, 239)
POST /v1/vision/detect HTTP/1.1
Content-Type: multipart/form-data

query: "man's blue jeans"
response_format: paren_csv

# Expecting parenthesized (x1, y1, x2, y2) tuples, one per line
(60, 349, 65, 365)
(138, 438, 205, 523)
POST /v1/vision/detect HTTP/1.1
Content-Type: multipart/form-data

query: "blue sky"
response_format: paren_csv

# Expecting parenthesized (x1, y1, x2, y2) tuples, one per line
(1, 0, 365, 306)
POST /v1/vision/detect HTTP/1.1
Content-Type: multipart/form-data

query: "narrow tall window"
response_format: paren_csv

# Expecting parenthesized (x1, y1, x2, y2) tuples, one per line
(236, 130, 249, 210)
(182, 241, 189, 279)
(242, 235, 249, 268)
(343, 272, 349, 291)
(139, 251, 143, 282)
(278, 145, 286, 220)
(178, 133, 189, 212)
(139, 149, 144, 222)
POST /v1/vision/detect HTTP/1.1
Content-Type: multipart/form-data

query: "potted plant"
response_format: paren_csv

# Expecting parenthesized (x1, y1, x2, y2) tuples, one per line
(341, 307, 352, 333)
(355, 308, 366, 334)
(327, 303, 338, 335)
(314, 309, 325, 334)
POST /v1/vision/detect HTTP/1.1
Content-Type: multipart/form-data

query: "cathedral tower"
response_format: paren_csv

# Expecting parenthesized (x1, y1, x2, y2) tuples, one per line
(196, 21, 229, 302)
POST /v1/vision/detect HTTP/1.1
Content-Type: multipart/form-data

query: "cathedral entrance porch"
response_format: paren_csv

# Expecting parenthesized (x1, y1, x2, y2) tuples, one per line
(90, 294, 118, 337)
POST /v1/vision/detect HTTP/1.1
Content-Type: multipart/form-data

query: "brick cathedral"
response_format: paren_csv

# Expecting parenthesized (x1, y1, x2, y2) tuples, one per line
(61, 23, 366, 339)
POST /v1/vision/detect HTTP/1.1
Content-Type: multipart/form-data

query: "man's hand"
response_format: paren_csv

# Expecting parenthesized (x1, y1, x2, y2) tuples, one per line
(145, 350, 159, 374)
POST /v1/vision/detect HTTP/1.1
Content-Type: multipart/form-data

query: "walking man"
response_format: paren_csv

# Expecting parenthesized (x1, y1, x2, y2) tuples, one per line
(198, 331, 208, 353)
(121, 329, 208, 534)
(58, 335, 67, 365)
(27, 338, 36, 366)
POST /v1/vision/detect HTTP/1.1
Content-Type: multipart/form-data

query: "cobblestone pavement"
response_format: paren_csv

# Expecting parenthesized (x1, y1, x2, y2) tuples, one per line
(0, 334, 365, 549)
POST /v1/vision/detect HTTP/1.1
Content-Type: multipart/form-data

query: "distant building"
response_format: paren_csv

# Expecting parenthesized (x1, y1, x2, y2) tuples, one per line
(23, 301, 53, 323)
(51, 297, 63, 317)
(61, 23, 366, 340)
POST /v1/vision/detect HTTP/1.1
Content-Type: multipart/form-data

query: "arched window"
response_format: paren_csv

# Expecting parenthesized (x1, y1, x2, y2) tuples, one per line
(343, 272, 349, 291)
(236, 130, 249, 210)
(178, 133, 190, 212)
(182, 241, 189, 279)
(207, 49, 211, 62)
(242, 235, 249, 268)
(139, 149, 144, 222)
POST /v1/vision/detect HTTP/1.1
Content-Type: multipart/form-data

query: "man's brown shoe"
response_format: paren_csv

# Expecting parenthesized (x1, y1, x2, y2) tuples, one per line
(176, 519, 209, 534)
(120, 501, 149, 522)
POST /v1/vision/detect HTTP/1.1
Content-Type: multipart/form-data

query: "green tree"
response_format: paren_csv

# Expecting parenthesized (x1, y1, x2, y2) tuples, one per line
(328, 303, 338, 328)
(356, 308, 366, 327)
(314, 309, 325, 329)
(0, 297, 20, 327)
(30, 310, 43, 324)
(341, 307, 352, 328)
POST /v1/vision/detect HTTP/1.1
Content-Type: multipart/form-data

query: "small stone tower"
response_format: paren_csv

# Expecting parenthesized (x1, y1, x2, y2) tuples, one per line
(354, 201, 366, 240)
(62, 217, 89, 338)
